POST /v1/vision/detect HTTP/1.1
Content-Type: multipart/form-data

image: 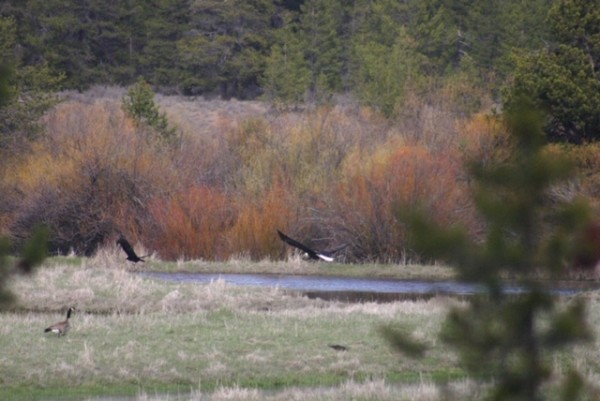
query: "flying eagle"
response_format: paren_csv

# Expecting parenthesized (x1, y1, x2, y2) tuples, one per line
(116, 236, 145, 263)
(277, 230, 346, 262)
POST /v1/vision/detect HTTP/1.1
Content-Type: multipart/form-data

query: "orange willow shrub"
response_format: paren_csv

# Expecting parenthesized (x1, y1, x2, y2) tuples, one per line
(332, 142, 471, 262)
(4, 99, 181, 254)
(147, 186, 235, 260)
(147, 182, 299, 261)
(225, 182, 298, 260)
(4, 91, 498, 261)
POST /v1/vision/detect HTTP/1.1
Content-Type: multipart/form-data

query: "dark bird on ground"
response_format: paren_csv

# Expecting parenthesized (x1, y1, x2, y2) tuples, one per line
(328, 344, 349, 351)
(277, 230, 347, 262)
(116, 236, 145, 263)
(44, 307, 76, 336)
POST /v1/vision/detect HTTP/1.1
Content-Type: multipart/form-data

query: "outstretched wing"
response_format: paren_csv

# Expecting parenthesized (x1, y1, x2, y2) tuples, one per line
(117, 237, 141, 261)
(322, 243, 348, 257)
(277, 230, 319, 260)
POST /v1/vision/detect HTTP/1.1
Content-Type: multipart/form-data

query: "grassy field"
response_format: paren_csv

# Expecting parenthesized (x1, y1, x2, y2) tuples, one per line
(2, 251, 600, 400)
(41, 247, 457, 280)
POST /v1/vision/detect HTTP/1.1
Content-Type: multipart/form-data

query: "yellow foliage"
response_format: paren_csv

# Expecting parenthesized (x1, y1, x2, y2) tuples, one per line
(2, 93, 488, 261)
(4, 141, 78, 194)
(456, 112, 511, 164)
(3, 98, 182, 254)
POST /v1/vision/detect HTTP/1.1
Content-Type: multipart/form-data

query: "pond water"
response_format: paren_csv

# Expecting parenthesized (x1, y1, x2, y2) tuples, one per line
(140, 272, 595, 300)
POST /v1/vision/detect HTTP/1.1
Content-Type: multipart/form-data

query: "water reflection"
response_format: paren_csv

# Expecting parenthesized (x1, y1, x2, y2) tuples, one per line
(140, 272, 591, 297)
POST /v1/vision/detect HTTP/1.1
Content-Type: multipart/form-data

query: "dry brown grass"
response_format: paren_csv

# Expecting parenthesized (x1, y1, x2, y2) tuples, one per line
(10, 258, 324, 315)
(4, 254, 600, 400)
(172, 379, 483, 401)
(2, 255, 467, 400)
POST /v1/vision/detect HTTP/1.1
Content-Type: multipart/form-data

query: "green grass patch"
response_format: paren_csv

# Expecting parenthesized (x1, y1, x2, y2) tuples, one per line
(45, 250, 456, 281)
(43, 255, 87, 267)
(0, 383, 191, 401)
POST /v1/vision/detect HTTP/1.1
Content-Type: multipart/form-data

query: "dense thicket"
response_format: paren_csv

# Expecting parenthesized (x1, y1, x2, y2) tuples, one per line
(2, 0, 600, 261)
(507, 0, 600, 143)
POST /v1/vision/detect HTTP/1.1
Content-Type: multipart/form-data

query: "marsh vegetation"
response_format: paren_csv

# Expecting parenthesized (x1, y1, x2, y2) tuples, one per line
(1, 251, 600, 401)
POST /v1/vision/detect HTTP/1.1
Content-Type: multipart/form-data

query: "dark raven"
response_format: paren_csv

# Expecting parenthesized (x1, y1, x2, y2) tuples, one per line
(277, 230, 346, 262)
(116, 236, 145, 263)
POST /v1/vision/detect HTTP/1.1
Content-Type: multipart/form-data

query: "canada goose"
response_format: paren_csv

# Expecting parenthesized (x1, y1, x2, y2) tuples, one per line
(116, 235, 145, 263)
(277, 230, 347, 262)
(44, 307, 76, 336)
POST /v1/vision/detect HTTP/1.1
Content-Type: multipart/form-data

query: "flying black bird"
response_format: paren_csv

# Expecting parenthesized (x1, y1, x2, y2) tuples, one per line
(328, 344, 349, 351)
(116, 236, 145, 263)
(277, 230, 347, 262)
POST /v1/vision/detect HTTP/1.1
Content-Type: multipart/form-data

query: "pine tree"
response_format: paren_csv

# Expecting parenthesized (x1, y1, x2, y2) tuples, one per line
(297, 0, 345, 102)
(0, 16, 62, 152)
(181, 0, 275, 98)
(122, 77, 178, 145)
(138, 0, 191, 87)
(505, 0, 600, 143)
(352, 10, 427, 118)
(411, 0, 464, 73)
(261, 40, 310, 107)
(355, 30, 425, 117)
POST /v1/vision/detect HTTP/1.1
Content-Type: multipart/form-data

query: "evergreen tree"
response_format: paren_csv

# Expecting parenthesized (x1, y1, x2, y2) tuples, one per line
(138, 0, 191, 88)
(261, 39, 310, 107)
(0, 0, 566, 107)
(24, 0, 94, 89)
(84, 0, 142, 84)
(506, 0, 600, 143)
(350, 0, 429, 117)
(181, 0, 275, 98)
(0, 16, 62, 152)
(503, 0, 554, 55)
(465, 1, 510, 72)
(411, 0, 465, 74)
(122, 77, 178, 145)
(353, 27, 426, 117)
(295, 0, 345, 102)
